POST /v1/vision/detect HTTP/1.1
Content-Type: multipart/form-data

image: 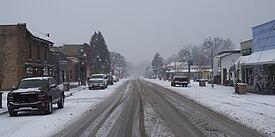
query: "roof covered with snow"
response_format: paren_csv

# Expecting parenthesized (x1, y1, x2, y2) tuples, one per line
(27, 27, 53, 43)
(22, 77, 52, 81)
(216, 50, 241, 58)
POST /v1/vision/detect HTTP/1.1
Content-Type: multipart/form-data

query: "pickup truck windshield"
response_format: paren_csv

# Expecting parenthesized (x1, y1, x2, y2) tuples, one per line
(175, 77, 187, 81)
(91, 75, 104, 79)
(17, 80, 47, 89)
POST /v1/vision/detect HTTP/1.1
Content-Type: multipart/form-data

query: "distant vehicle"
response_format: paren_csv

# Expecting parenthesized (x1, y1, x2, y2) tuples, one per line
(112, 75, 119, 82)
(7, 77, 65, 116)
(88, 74, 108, 90)
(106, 74, 114, 85)
(171, 75, 190, 87)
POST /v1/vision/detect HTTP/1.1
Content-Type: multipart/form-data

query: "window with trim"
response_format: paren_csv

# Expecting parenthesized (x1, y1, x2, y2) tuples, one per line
(45, 46, 47, 61)
(29, 43, 32, 59)
(37, 44, 40, 60)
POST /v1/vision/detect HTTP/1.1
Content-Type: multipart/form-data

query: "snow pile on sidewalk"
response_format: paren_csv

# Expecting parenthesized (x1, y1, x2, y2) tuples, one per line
(145, 78, 275, 137)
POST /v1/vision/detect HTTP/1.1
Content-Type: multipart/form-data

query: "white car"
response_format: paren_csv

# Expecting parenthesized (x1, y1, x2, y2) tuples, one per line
(88, 74, 108, 90)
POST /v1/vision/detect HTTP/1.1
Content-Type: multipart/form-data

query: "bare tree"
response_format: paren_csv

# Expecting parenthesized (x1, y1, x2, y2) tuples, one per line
(232, 58, 241, 83)
(178, 44, 192, 62)
(165, 54, 179, 64)
(110, 52, 127, 74)
(203, 37, 235, 56)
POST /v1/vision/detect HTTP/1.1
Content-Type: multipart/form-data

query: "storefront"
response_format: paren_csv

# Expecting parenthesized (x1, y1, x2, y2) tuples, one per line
(243, 19, 275, 94)
(244, 64, 275, 94)
(25, 63, 54, 78)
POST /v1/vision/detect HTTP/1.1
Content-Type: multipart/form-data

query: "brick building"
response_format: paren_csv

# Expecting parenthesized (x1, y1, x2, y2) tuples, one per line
(0, 23, 54, 90)
(52, 43, 92, 83)
(49, 50, 67, 84)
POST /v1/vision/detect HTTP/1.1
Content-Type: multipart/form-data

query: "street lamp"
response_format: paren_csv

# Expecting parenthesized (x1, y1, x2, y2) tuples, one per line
(204, 41, 214, 80)
(185, 52, 193, 78)
(95, 55, 102, 73)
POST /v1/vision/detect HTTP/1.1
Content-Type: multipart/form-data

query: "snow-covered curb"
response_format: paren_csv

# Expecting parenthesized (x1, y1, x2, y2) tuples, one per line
(0, 79, 127, 137)
(0, 82, 84, 115)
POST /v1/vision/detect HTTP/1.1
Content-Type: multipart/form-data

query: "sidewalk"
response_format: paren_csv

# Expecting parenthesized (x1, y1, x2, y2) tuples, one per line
(0, 82, 84, 115)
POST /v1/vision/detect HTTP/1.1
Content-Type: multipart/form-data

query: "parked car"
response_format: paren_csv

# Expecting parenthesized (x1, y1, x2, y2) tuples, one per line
(171, 75, 190, 87)
(88, 74, 108, 90)
(7, 77, 65, 116)
(106, 74, 114, 85)
(112, 75, 119, 82)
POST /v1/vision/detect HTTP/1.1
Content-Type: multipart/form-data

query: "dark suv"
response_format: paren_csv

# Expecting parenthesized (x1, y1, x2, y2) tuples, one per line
(7, 77, 65, 116)
(171, 75, 190, 87)
(106, 74, 114, 85)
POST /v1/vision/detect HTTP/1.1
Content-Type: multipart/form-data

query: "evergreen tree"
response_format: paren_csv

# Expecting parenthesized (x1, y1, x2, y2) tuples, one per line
(151, 52, 163, 77)
(90, 31, 111, 74)
(151, 52, 162, 68)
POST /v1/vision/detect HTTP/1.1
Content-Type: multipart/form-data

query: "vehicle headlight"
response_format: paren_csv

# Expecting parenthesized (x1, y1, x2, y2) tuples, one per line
(7, 94, 14, 101)
(38, 93, 47, 100)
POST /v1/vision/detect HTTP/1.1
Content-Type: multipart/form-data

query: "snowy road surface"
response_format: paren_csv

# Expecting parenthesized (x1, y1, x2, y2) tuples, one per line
(54, 77, 263, 137)
(0, 77, 273, 137)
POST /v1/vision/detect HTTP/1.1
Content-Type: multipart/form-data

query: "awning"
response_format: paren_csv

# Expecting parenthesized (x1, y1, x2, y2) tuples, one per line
(245, 49, 275, 65)
(235, 55, 250, 64)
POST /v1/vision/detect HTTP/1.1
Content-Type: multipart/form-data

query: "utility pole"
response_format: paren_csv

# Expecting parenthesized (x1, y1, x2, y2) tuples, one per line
(204, 41, 214, 79)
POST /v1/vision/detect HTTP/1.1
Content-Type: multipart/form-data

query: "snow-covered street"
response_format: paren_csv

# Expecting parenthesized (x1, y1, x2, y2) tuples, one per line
(145, 78, 275, 137)
(0, 77, 274, 137)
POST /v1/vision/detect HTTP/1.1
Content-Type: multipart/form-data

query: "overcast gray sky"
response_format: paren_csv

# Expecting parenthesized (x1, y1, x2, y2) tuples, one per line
(1, 0, 275, 65)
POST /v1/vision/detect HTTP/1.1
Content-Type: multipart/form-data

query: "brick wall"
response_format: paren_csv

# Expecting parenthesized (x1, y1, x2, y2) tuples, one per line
(0, 24, 55, 90)
(0, 24, 27, 90)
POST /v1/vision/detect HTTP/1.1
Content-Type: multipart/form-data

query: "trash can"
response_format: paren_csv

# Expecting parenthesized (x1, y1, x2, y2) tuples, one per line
(235, 83, 239, 94)
(81, 79, 86, 86)
(199, 79, 206, 87)
(238, 83, 247, 94)
(63, 82, 70, 91)
(0, 92, 3, 108)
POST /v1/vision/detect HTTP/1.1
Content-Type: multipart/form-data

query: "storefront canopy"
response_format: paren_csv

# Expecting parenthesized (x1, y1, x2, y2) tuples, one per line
(245, 48, 275, 65)
(235, 55, 250, 64)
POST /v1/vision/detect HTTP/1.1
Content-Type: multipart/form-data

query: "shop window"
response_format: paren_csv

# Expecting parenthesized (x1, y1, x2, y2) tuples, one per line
(26, 67, 33, 75)
(29, 44, 32, 59)
(43, 67, 48, 76)
(37, 44, 40, 60)
(45, 46, 47, 61)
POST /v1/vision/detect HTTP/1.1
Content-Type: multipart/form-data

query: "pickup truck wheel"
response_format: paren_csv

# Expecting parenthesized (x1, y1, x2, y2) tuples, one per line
(57, 96, 64, 109)
(45, 98, 52, 114)
(9, 111, 17, 116)
(89, 87, 92, 90)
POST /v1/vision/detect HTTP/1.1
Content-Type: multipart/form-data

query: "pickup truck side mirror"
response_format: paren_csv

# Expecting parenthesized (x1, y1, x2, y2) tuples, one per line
(50, 84, 57, 88)
(11, 86, 16, 90)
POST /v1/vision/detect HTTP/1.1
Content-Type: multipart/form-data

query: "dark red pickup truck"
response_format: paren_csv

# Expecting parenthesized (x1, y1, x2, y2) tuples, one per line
(7, 77, 64, 116)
